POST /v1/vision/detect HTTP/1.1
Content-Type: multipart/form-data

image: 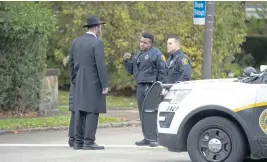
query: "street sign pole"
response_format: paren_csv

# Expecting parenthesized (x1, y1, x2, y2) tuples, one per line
(193, 1, 215, 79)
(202, 1, 215, 79)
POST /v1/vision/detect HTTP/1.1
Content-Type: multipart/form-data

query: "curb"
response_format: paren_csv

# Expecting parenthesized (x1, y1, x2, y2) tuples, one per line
(59, 105, 137, 110)
(0, 121, 141, 135)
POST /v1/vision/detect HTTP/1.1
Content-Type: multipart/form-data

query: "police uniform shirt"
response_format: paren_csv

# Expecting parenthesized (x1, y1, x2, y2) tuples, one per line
(165, 49, 191, 83)
(123, 47, 166, 83)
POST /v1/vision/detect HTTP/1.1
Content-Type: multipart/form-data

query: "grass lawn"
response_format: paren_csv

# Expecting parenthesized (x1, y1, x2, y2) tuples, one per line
(59, 90, 137, 109)
(0, 115, 124, 131)
(0, 90, 136, 131)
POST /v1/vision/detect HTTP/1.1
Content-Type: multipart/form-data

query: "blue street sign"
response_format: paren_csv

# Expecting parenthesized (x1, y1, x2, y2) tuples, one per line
(193, 1, 206, 25)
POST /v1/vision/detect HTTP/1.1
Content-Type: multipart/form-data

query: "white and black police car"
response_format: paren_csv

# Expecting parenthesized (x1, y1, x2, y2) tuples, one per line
(142, 65, 267, 162)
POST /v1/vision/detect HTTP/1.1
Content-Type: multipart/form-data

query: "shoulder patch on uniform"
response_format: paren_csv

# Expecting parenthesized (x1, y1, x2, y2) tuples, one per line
(161, 55, 166, 62)
(181, 58, 188, 65)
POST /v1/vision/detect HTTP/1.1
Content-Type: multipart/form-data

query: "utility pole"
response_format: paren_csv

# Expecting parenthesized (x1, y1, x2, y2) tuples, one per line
(202, 1, 215, 79)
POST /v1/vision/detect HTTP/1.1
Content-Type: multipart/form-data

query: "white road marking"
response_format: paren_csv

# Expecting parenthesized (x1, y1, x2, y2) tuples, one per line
(0, 144, 165, 149)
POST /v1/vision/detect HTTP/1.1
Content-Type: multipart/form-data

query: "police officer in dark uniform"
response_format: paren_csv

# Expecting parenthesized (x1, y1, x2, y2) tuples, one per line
(69, 16, 108, 150)
(165, 34, 191, 83)
(123, 32, 166, 147)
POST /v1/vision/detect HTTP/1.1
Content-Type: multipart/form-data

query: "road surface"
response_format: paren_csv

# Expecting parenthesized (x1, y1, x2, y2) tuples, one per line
(0, 126, 190, 162)
(0, 126, 264, 162)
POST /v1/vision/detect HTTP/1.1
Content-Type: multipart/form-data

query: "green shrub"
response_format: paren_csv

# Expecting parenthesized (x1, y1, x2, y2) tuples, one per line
(0, 2, 56, 112)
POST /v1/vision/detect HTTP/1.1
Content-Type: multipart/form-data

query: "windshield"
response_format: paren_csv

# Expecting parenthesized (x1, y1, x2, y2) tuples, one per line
(238, 68, 267, 83)
(258, 68, 267, 77)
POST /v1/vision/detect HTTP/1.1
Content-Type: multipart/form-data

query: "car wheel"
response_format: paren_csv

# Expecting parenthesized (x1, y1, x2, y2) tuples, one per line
(187, 116, 246, 162)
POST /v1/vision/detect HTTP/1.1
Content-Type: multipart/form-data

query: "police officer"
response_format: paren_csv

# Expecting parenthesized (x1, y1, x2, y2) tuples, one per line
(165, 34, 191, 83)
(69, 16, 108, 150)
(123, 32, 166, 147)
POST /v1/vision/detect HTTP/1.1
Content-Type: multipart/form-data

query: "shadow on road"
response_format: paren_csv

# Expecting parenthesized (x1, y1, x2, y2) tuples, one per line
(154, 160, 266, 162)
(153, 158, 267, 162)
(244, 159, 267, 162)
(166, 159, 267, 162)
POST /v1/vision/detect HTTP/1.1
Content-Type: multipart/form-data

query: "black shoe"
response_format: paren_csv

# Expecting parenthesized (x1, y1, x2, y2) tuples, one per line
(149, 141, 159, 147)
(68, 138, 75, 147)
(73, 144, 83, 150)
(73, 141, 83, 150)
(83, 143, 105, 150)
(135, 139, 150, 146)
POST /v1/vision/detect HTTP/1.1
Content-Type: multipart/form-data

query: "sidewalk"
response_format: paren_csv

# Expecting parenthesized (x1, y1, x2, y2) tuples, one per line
(0, 109, 141, 135)
(103, 109, 140, 122)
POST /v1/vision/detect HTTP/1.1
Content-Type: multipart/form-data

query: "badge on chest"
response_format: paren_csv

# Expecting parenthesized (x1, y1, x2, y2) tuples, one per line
(167, 58, 177, 69)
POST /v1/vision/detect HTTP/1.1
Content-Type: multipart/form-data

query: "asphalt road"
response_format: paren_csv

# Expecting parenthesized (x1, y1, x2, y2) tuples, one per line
(0, 126, 265, 162)
(0, 126, 190, 162)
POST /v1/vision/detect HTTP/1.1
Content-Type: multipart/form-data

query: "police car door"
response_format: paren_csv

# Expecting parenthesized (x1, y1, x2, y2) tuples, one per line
(141, 81, 163, 141)
(255, 73, 267, 156)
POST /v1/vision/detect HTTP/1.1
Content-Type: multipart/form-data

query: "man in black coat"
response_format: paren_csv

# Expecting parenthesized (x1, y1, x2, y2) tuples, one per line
(67, 82, 75, 147)
(68, 16, 108, 150)
(63, 56, 85, 148)
(63, 56, 77, 148)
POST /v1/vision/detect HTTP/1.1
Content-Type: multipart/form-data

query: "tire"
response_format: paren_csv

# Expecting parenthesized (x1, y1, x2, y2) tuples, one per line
(187, 116, 246, 162)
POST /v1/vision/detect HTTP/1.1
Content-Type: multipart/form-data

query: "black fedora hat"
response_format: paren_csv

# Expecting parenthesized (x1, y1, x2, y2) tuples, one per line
(83, 16, 105, 28)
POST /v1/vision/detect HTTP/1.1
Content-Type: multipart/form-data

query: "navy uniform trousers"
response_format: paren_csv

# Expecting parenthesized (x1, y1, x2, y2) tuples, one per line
(136, 82, 157, 142)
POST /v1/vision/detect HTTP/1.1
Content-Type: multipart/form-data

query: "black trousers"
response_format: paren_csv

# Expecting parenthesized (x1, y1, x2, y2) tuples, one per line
(74, 110, 99, 144)
(136, 83, 157, 142)
(68, 111, 75, 138)
(69, 111, 85, 139)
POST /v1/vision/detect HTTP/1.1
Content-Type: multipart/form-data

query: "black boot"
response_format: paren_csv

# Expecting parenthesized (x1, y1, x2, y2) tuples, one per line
(68, 138, 75, 147)
(149, 141, 159, 147)
(83, 142, 105, 150)
(135, 139, 150, 146)
(73, 141, 83, 150)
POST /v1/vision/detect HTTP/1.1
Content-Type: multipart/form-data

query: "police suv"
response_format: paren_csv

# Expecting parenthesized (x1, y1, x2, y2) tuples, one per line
(142, 66, 267, 162)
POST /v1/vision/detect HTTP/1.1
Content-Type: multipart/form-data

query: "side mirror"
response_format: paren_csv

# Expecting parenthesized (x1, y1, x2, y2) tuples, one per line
(243, 66, 257, 77)
(260, 65, 267, 72)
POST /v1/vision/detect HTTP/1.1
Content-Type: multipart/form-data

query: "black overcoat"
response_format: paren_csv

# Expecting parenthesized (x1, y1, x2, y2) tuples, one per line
(68, 33, 108, 113)
(68, 83, 75, 111)
(67, 60, 75, 112)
